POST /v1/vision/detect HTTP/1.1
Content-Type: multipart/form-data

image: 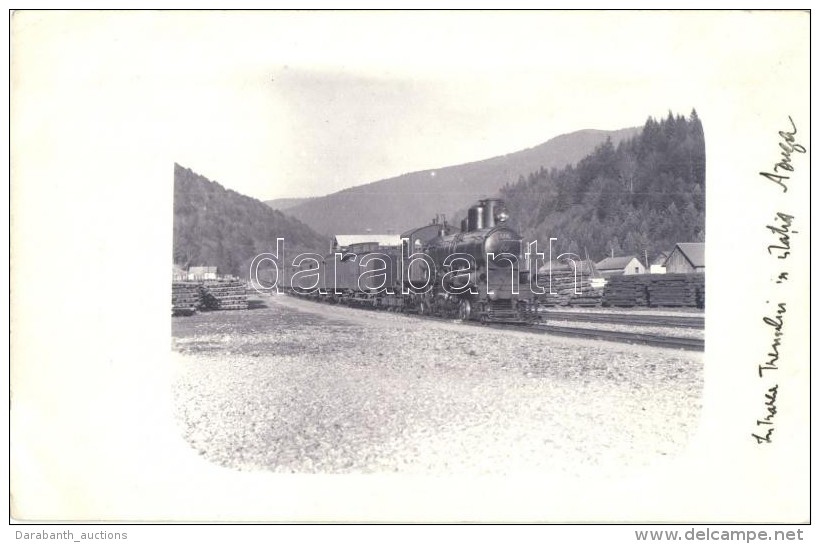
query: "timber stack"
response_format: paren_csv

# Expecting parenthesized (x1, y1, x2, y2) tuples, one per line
(537, 269, 602, 307)
(172, 282, 202, 315)
(602, 275, 651, 307)
(200, 280, 249, 311)
(646, 274, 701, 308)
(602, 274, 706, 309)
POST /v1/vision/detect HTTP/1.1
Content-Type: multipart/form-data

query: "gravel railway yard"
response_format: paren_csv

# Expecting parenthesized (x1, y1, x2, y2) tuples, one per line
(172, 295, 703, 476)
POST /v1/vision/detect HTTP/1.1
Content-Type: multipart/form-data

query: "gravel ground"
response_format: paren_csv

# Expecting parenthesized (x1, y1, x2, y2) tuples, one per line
(172, 295, 703, 476)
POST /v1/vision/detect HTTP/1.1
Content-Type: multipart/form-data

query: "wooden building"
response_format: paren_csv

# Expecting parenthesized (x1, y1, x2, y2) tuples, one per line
(664, 243, 705, 274)
(595, 256, 646, 278)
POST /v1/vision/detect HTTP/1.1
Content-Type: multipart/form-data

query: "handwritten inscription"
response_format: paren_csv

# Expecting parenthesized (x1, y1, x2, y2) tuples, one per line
(759, 302, 786, 377)
(751, 385, 779, 444)
(754, 296, 787, 445)
(753, 115, 805, 445)
(759, 116, 806, 192)
(766, 212, 795, 259)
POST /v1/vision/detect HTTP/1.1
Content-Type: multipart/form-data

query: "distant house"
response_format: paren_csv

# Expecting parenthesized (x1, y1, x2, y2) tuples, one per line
(187, 266, 217, 281)
(664, 243, 705, 274)
(332, 234, 402, 253)
(595, 256, 646, 278)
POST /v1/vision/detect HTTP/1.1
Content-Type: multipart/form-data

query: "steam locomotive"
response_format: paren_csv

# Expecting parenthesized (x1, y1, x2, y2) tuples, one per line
(289, 198, 536, 324)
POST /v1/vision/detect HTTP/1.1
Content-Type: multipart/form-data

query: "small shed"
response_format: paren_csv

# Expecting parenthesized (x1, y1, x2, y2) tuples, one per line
(664, 243, 705, 274)
(595, 256, 646, 278)
(188, 266, 218, 281)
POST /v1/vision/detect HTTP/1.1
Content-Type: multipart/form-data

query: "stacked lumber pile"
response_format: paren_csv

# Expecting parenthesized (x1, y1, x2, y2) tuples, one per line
(602, 274, 706, 308)
(602, 275, 650, 307)
(537, 270, 602, 307)
(172, 282, 202, 315)
(200, 281, 248, 311)
(647, 273, 700, 308)
(695, 275, 705, 309)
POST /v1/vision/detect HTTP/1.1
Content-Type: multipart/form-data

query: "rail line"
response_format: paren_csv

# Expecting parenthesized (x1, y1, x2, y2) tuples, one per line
(528, 323, 704, 351)
(428, 313, 704, 351)
(284, 294, 704, 352)
(538, 310, 704, 329)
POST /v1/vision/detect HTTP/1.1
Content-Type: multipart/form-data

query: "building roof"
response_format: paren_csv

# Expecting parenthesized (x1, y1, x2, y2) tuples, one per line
(333, 234, 402, 248)
(188, 266, 217, 274)
(666, 243, 705, 268)
(595, 255, 639, 271)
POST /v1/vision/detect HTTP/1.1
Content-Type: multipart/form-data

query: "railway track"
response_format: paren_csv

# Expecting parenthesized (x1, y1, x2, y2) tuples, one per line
(538, 310, 704, 329)
(427, 313, 704, 352)
(528, 323, 704, 351)
(283, 293, 705, 352)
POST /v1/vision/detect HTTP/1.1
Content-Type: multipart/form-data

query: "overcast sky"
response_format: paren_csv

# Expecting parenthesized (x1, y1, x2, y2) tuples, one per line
(12, 10, 808, 201)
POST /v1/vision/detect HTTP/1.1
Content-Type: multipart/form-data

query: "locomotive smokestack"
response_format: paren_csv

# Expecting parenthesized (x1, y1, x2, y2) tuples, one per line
(482, 199, 495, 229)
(481, 199, 508, 229)
(438, 214, 447, 236)
(467, 204, 485, 231)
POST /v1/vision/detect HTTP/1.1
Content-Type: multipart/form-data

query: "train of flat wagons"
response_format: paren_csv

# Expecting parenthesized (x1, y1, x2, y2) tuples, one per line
(267, 198, 539, 324)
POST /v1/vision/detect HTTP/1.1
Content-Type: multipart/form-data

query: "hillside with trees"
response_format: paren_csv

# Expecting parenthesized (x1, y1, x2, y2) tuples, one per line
(173, 164, 327, 277)
(275, 127, 640, 235)
(500, 111, 705, 263)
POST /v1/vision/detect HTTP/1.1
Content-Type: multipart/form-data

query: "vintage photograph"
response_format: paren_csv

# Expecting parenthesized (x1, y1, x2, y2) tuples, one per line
(10, 10, 809, 528)
(171, 104, 706, 476)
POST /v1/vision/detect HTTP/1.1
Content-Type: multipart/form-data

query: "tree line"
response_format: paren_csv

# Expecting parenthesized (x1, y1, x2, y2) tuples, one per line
(499, 110, 705, 263)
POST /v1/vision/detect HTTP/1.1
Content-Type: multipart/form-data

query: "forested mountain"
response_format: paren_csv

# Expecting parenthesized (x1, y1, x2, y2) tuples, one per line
(277, 127, 639, 235)
(173, 164, 327, 277)
(500, 111, 705, 262)
(173, 113, 702, 277)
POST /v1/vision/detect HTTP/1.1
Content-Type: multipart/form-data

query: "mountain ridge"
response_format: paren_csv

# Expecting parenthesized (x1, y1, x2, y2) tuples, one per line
(271, 127, 640, 235)
(264, 196, 315, 211)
